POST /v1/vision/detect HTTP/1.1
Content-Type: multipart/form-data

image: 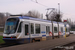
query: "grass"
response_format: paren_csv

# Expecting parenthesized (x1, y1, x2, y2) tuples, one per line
(0, 36, 5, 44)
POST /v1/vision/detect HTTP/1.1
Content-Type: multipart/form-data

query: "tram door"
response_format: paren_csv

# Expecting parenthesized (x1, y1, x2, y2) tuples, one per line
(23, 22, 30, 43)
(25, 24, 29, 35)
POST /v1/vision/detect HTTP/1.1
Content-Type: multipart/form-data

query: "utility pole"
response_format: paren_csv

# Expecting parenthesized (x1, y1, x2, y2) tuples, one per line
(58, 3, 60, 14)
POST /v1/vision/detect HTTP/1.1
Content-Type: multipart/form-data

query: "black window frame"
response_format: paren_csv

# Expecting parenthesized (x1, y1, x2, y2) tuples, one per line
(31, 23, 34, 34)
(25, 24, 29, 35)
(54, 27, 58, 33)
(61, 27, 63, 33)
(66, 27, 69, 32)
(17, 22, 22, 33)
(35, 24, 40, 34)
(46, 26, 50, 34)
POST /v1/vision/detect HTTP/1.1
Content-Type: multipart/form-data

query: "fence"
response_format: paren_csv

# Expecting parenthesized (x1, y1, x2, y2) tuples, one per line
(0, 27, 4, 32)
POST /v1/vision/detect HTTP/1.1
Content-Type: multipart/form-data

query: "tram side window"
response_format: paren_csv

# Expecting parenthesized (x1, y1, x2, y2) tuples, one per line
(31, 23, 34, 34)
(68, 28, 70, 32)
(35, 24, 40, 34)
(66, 28, 69, 32)
(54, 27, 57, 33)
(66, 28, 68, 32)
(17, 22, 22, 33)
(46, 26, 50, 34)
(61, 27, 63, 33)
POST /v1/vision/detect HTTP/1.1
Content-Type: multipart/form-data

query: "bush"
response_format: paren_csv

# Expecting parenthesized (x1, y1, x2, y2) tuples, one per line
(0, 36, 5, 44)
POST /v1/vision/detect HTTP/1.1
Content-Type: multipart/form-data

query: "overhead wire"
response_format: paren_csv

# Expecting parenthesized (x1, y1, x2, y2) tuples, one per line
(31, 0, 48, 7)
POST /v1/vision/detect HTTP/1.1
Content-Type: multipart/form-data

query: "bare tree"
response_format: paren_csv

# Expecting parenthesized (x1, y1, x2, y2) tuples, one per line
(25, 10, 41, 19)
(54, 13, 62, 22)
(0, 13, 8, 27)
(0, 13, 4, 26)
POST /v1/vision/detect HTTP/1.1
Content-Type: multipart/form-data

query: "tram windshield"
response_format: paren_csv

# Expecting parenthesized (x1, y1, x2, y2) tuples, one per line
(4, 18, 19, 34)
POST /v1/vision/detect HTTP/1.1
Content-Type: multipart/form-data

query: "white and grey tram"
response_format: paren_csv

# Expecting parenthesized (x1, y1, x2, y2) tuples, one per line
(3, 16, 70, 43)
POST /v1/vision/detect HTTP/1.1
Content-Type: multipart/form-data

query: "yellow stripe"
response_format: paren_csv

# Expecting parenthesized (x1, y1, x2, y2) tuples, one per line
(65, 27, 66, 38)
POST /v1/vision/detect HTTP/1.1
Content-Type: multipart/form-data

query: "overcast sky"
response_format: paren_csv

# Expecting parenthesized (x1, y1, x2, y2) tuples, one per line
(0, 0, 75, 21)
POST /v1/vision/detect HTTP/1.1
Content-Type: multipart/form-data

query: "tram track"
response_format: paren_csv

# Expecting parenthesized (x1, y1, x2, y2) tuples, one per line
(0, 34, 75, 50)
(52, 42, 75, 50)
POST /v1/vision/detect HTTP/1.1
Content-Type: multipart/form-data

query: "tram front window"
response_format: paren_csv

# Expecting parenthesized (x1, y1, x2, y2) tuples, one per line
(4, 18, 19, 34)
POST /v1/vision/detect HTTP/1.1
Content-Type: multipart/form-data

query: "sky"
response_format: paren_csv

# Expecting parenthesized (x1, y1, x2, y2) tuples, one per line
(0, 0, 75, 22)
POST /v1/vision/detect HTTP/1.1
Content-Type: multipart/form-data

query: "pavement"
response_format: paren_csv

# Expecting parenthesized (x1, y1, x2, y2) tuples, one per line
(0, 34, 75, 50)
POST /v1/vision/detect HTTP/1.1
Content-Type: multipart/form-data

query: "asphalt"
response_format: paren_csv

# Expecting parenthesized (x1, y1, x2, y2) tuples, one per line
(0, 34, 75, 50)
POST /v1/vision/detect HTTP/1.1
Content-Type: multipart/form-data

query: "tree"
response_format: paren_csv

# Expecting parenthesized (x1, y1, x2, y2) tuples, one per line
(0, 13, 4, 26)
(0, 13, 8, 27)
(25, 10, 41, 19)
(54, 13, 62, 22)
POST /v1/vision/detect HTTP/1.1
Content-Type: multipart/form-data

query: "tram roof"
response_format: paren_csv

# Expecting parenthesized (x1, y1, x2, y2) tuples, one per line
(9, 16, 65, 24)
(18, 16, 52, 23)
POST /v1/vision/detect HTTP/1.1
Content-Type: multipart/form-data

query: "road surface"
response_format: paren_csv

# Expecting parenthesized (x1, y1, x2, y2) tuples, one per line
(0, 34, 75, 50)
